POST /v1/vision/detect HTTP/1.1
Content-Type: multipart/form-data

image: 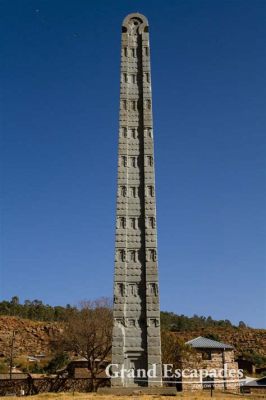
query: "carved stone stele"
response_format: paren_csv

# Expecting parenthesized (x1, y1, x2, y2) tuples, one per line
(112, 13, 162, 388)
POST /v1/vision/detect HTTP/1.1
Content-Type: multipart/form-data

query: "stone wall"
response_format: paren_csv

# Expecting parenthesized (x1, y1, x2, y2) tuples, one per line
(182, 349, 240, 391)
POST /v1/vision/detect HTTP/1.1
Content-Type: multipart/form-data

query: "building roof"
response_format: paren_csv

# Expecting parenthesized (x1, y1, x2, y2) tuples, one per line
(243, 377, 266, 387)
(186, 336, 234, 349)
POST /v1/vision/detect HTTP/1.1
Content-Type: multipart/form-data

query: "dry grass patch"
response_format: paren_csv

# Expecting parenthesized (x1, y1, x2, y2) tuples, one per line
(0, 392, 264, 400)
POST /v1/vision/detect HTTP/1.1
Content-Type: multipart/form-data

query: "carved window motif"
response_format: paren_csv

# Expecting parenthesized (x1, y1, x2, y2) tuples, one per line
(130, 218, 136, 229)
(130, 128, 137, 138)
(129, 250, 136, 262)
(121, 156, 127, 167)
(130, 48, 136, 57)
(128, 128, 137, 138)
(146, 156, 153, 166)
(128, 283, 137, 296)
(120, 186, 127, 197)
(130, 100, 137, 111)
(123, 47, 127, 57)
(144, 99, 151, 110)
(129, 74, 136, 84)
(130, 157, 137, 167)
(130, 187, 136, 198)
(122, 127, 127, 138)
(148, 216, 155, 228)
(118, 249, 126, 262)
(118, 217, 126, 229)
(148, 249, 157, 262)
(144, 127, 152, 138)
(122, 100, 127, 110)
(122, 73, 127, 83)
(145, 73, 150, 83)
(116, 282, 125, 296)
(127, 319, 136, 327)
(144, 47, 149, 56)
(147, 186, 154, 197)
(148, 283, 158, 296)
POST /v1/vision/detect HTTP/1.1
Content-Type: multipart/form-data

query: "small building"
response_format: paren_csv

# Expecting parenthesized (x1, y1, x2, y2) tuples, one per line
(182, 336, 239, 391)
(241, 376, 266, 394)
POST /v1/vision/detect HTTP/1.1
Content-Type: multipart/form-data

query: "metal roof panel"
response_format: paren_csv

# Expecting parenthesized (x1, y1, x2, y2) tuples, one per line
(185, 336, 234, 349)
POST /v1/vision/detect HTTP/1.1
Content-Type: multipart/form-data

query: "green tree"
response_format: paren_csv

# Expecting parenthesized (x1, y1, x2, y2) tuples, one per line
(11, 296, 19, 306)
(45, 353, 69, 374)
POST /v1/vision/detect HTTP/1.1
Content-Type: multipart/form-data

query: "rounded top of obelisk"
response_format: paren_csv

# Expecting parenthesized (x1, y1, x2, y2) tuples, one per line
(122, 13, 149, 34)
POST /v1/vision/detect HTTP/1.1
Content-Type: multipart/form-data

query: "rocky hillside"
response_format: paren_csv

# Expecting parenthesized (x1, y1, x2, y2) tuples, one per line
(0, 316, 265, 363)
(0, 316, 62, 358)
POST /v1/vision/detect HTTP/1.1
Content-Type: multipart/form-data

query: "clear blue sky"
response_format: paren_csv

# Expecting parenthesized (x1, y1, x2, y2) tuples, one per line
(1, 0, 265, 328)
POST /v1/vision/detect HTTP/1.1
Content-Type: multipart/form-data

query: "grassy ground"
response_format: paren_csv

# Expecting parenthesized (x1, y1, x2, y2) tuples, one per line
(0, 392, 264, 400)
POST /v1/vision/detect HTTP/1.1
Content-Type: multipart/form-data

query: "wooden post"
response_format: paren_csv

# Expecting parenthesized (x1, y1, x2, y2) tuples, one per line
(9, 330, 16, 380)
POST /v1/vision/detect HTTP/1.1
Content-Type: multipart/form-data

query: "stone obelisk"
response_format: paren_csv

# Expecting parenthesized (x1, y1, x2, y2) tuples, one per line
(112, 13, 162, 387)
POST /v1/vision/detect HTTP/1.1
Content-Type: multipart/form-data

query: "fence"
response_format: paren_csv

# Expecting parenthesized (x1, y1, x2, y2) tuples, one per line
(0, 376, 110, 396)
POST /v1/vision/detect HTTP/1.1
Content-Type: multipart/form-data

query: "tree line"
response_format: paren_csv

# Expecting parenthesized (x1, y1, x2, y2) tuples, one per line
(161, 311, 247, 330)
(0, 296, 247, 329)
(0, 296, 76, 322)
